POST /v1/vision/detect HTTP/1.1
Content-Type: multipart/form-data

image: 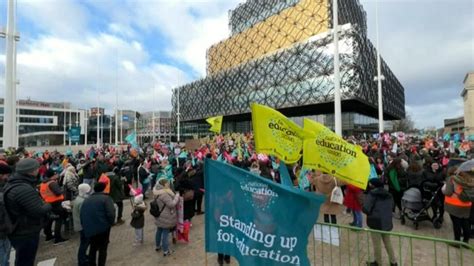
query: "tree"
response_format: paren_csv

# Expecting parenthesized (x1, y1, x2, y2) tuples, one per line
(392, 114, 415, 132)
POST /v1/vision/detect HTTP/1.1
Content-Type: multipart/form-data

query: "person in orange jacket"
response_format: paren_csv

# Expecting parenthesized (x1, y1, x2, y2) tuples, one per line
(40, 169, 68, 245)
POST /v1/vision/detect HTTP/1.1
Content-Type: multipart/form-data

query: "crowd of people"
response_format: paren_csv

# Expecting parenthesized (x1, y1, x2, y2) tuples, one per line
(0, 132, 473, 266)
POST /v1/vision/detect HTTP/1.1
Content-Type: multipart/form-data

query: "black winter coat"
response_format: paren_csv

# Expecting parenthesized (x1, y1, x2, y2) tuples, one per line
(5, 173, 52, 240)
(80, 192, 115, 238)
(362, 187, 394, 231)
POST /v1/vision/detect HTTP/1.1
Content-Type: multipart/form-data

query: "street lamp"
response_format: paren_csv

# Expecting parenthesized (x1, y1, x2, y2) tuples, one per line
(1, 0, 20, 149)
(375, 0, 385, 133)
(332, 0, 342, 136)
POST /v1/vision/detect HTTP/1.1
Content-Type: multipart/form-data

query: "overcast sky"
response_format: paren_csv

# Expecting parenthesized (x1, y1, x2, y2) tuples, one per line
(0, 0, 473, 129)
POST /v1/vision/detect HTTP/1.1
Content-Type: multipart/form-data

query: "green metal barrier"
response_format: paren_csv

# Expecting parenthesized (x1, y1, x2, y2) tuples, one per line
(310, 222, 474, 266)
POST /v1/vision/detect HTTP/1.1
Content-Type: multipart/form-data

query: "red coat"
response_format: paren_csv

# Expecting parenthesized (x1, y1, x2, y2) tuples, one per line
(343, 185, 363, 211)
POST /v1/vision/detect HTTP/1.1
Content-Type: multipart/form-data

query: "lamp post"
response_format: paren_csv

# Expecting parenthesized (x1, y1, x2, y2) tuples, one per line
(1, 0, 19, 149)
(84, 109, 88, 146)
(68, 108, 72, 146)
(97, 89, 100, 148)
(375, 0, 385, 133)
(332, 0, 342, 136)
(176, 88, 181, 142)
(120, 110, 123, 144)
(109, 122, 112, 144)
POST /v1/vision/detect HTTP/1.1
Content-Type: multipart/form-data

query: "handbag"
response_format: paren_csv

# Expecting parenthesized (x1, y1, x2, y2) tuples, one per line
(183, 189, 195, 201)
(330, 177, 344, 205)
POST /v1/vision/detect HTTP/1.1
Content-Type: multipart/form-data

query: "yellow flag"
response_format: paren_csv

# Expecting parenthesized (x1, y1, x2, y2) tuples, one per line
(206, 116, 223, 133)
(251, 103, 310, 163)
(303, 118, 370, 189)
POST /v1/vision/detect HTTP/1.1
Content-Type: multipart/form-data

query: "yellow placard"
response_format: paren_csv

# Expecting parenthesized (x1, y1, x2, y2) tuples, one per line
(303, 118, 369, 189)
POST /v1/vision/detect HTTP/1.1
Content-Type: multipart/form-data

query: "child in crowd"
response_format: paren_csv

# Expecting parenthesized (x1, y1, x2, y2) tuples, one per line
(130, 194, 147, 246)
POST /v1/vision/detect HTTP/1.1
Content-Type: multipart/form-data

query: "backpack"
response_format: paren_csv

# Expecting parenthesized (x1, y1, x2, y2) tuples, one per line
(0, 185, 18, 238)
(150, 197, 166, 218)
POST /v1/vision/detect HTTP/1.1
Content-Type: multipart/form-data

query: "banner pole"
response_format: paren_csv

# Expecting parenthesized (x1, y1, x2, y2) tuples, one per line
(204, 252, 208, 266)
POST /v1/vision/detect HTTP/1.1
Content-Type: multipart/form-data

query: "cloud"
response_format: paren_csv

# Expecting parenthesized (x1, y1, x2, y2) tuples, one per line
(406, 98, 464, 129)
(14, 33, 189, 113)
(17, 0, 90, 38)
(85, 0, 240, 76)
(361, 0, 474, 128)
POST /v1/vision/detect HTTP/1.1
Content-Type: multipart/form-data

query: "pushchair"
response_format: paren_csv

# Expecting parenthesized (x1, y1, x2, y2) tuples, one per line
(400, 181, 443, 230)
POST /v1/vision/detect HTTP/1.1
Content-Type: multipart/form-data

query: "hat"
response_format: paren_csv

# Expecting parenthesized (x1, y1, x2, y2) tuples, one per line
(369, 178, 384, 188)
(134, 194, 144, 205)
(45, 169, 57, 179)
(15, 158, 40, 175)
(78, 184, 91, 197)
(94, 182, 106, 193)
(0, 162, 12, 175)
(456, 160, 474, 174)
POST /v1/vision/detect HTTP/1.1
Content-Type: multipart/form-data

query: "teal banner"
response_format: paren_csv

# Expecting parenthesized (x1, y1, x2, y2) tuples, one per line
(68, 126, 81, 144)
(205, 159, 325, 266)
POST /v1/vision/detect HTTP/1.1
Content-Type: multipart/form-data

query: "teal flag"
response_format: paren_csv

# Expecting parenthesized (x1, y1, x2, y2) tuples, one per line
(205, 159, 325, 266)
(443, 133, 451, 141)
(125, 131, 138, 148)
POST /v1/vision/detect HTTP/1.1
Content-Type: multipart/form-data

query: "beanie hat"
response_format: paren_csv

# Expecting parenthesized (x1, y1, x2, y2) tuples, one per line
(78, 184, 91, 197)
(45, 169, 57, 179)
(455, 159, 474, 174)
(0, 162, 12, 175)
(15, 158, 40, 175)
(134, 194, 144, 205)
(369, 178, 384, 188)
(94, 182, 106, 193)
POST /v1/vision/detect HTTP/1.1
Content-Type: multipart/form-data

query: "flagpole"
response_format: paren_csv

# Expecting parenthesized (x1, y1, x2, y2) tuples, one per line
(2, 0, 18, 149)
(84, 109, 88, 146)
(375, 0, 385, 133)
(97, 88, 100, 148)
(152, 86, 156, 143)
(115, 49, 119, 146)
(177, 88, 181, 143)
(120, 109, 123, 144)
(333, 0, 342, 136)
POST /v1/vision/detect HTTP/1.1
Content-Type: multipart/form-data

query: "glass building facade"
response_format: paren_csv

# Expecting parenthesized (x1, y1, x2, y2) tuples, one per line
(0, 99, 85, 147)
(172, 0, 405, 138)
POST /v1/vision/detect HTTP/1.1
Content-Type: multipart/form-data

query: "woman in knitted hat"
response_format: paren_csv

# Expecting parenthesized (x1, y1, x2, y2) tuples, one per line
(443, 160, 474, 246)
(73, 183, 91, 266)
(130, 194, 147, 246)
(152, 178, 180, 256)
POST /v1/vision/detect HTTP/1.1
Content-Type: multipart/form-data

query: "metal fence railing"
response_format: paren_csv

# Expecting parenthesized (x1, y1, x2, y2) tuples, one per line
(309, 222, 474, 266)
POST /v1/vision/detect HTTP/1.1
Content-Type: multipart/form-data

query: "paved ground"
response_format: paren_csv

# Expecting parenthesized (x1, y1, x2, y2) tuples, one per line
(31, 197, 473, 266)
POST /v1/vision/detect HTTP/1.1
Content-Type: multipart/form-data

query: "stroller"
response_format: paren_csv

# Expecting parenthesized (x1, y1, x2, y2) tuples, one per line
(401, 181, 443, 230)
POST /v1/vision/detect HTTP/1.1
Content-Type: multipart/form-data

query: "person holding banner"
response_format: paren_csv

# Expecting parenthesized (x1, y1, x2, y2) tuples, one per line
(312, 172, 343, 224)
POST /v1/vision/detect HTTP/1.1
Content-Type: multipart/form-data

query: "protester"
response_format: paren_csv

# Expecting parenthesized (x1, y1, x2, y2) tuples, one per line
(153, 178, 180, 256)
(63, 165, 80, 201)
(443, 160, 474, 246)
(0, 162, 12, 266)
(40, 169, 68, 245)
(130, 194, 147, 246)
(192, 161, 205, 215)
(81, 182, 116, 266)
(363, 178, 398, 266)
(73, 184, 91, 266)
(4, 158, 52, 266)
(108, 167, 125, 225)
(406, 160, 424, 187)
(343, 184, 364, 228)
(386, 158, 408, 217)
(312, 172, 343, 224)
(138, 158, 151, 198)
